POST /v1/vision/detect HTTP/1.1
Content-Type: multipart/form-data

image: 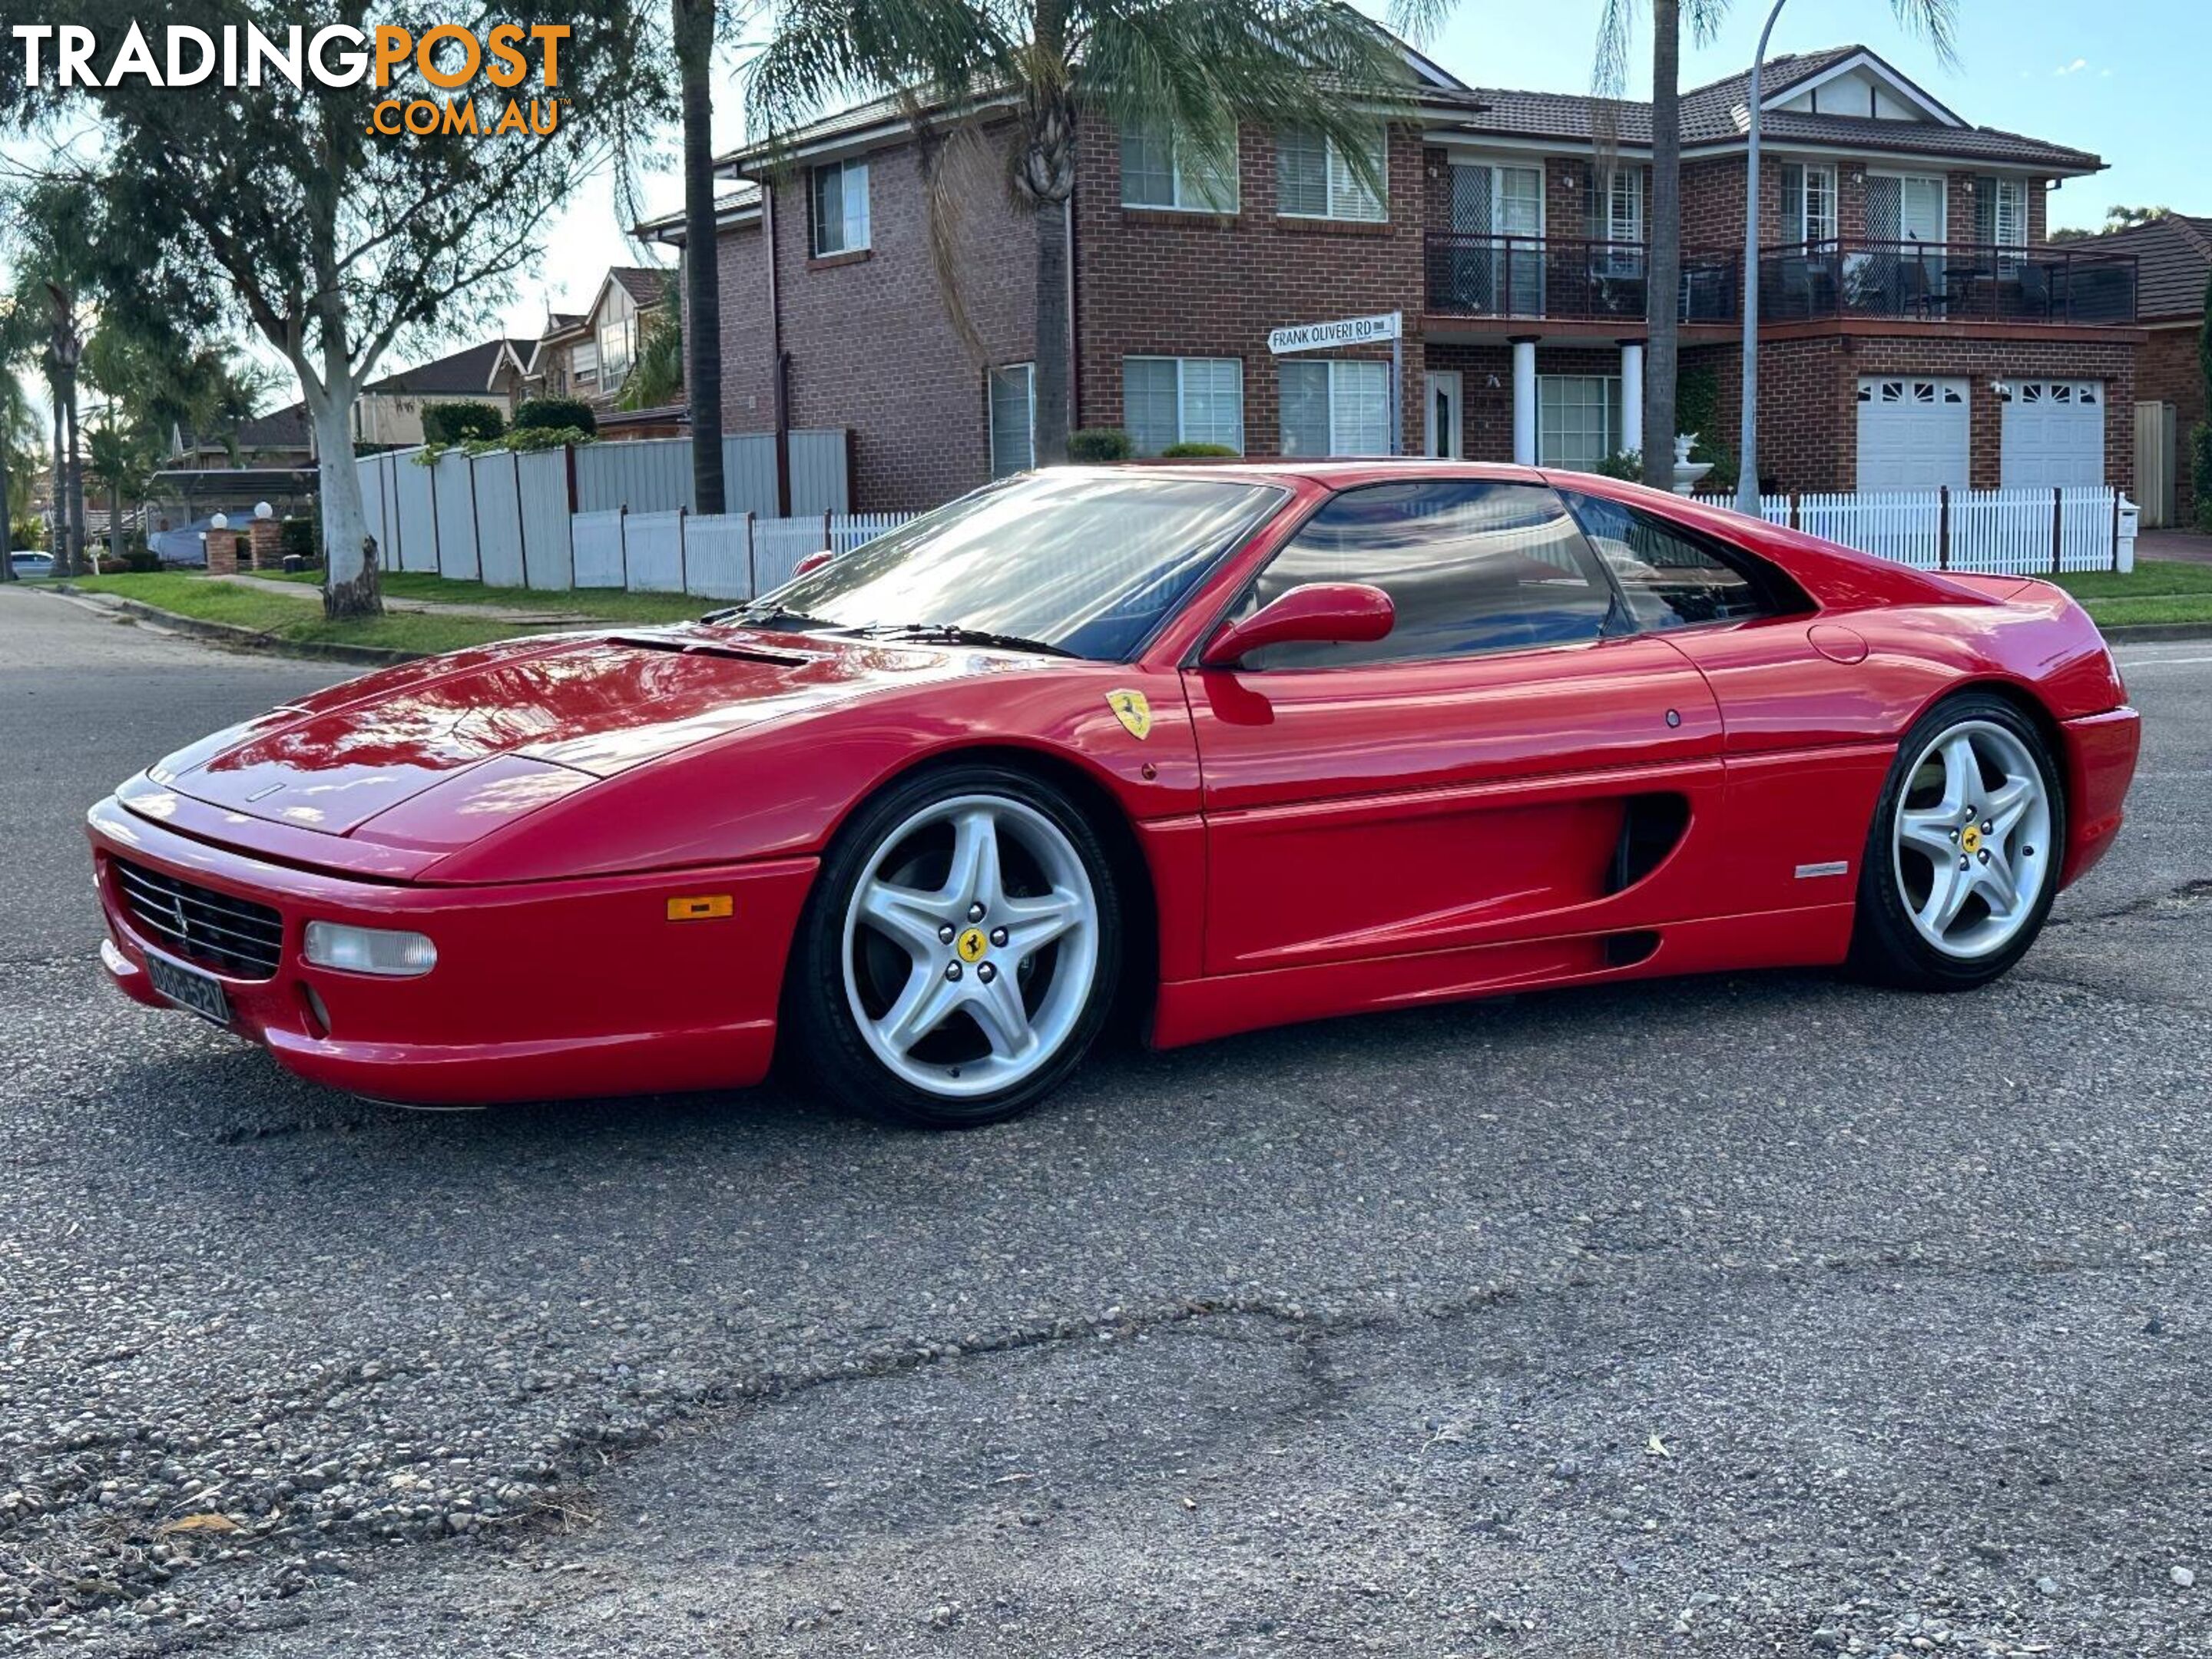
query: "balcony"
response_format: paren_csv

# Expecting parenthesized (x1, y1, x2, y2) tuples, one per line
(1424, 233, 1742, 326)
(1757, 240, 2138, 327)
(1424, 233, 2140, 331)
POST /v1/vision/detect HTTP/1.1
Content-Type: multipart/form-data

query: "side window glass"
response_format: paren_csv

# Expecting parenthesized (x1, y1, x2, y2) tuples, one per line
(1237, 481, 1613, 669)
(1560, 490, 1774, 630)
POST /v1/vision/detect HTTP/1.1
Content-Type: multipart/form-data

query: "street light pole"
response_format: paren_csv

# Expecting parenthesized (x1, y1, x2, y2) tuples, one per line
(1737, 0, 1790, 516)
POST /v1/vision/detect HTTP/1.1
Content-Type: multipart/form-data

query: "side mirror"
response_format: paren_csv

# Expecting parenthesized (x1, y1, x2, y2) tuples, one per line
(1200, 581, 1395, 668)
(792, 548, 834, 579)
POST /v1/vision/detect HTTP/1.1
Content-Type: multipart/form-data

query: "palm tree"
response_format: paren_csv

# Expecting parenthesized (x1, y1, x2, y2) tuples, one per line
(749, 0, 1412, 466)
(1587, 0, 1957, 492)
(1591, 0, 1724, 492)
(674, 0, 727, 512)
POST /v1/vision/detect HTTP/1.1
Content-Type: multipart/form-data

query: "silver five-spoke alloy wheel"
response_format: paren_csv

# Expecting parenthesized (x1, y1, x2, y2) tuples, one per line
(1891, 718, 2053, 961)
(841, 794, 1100, 1099)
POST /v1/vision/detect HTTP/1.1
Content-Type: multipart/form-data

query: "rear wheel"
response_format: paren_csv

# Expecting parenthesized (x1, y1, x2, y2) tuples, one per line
(1849, 692, 2064, 990)
(786, 764, 1121, 1128)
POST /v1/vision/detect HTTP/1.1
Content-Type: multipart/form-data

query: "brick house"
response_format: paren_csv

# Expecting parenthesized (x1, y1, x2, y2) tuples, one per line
(661, 38, 2143, 512)
(505, 267, 672, 418)
(2088, 214, 2208, 527)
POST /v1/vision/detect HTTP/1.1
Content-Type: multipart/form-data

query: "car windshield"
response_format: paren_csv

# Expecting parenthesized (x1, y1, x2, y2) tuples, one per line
(742, 470, 1285, 661)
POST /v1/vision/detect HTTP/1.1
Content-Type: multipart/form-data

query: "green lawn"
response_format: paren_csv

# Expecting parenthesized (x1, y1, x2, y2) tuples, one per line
(63, 573, 574, 655)
(260, 567, 710, 624)
(2051, 559, 2212, 628)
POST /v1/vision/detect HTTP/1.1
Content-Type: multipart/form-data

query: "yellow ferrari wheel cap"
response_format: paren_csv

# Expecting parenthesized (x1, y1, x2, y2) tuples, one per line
(1106, 688, 1151, 740)
(1961, 824, 1982, 855)
(955, 926, 989, 963)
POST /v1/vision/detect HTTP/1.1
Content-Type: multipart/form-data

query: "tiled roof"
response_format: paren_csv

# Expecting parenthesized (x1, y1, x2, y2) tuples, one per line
(634, 183, 763, 242)
(174, 402, 313, 459)
(365, 339, 530, 397)
(610, 265, 671, 306)
(235, 402, 313, 449)
(1435, 45, 2099, 173)
(2088, 214, 2212, 320)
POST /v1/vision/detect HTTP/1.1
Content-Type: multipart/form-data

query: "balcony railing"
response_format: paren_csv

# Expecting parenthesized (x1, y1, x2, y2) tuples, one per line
(1758, 239, 2138, 326)
(1424, 233, 2140, 329)
(1425, 233, 1742, 324)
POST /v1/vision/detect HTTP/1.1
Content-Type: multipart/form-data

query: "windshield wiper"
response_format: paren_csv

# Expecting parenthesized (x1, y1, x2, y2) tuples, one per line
(705, 601, 836, 630)
(858, 623, 1077, 658)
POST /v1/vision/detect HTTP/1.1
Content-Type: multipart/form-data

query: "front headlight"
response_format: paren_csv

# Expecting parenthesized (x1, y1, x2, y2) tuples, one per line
(303, 922, 438, 978)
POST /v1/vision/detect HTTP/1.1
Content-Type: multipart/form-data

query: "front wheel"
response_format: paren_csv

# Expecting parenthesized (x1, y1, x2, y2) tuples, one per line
(785, 764, 1121, 1128)
(1849, 691, 2065, 991)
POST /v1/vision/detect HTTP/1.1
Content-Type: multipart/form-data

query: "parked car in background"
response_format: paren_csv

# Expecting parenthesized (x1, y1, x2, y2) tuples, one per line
(10, 551, 55, 578)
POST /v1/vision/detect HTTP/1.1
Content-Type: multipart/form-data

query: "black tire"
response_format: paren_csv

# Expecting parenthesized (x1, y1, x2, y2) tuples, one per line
(783, 762, 1122, 1128)
(1848, 690, 2065, 992)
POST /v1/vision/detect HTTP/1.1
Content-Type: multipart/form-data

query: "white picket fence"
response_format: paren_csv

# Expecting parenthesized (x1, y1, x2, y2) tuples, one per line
(1694, 485, 2136, 575)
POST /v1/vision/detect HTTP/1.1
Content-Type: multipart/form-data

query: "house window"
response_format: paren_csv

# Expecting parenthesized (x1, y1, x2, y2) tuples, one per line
(1781, 162, 1839, 246)
(571, 340, 599, 389)
(1537, 375, 1621, 471)
(1280, 359, 1391, 456)
(598, 316, 634, 385)
(1277, 127, 1386, 221)
(1974, 176, 2028, 270)
(1120, 123, 1239, 213)
(810, 157, 870, 256)
(1123, 356, 1244, 455)
(1581, 163, 1645, 247)
(1973, 177, 2027, 247)
(988, 364, 1035, 478)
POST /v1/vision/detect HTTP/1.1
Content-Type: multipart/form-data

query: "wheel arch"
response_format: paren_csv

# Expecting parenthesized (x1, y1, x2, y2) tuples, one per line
(799, 741, 1163, 1033)
(1920, 676, 2071, 814)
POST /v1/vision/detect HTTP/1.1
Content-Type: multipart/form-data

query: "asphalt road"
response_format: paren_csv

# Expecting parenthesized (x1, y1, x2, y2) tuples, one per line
(4, 585, 2210, 1657)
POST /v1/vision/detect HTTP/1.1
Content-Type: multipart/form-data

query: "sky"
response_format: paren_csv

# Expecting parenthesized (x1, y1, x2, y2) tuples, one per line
(7, 0, 2206, 407)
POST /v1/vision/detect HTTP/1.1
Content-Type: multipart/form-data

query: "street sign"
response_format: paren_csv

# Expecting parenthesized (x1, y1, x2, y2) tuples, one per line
(1266, 312, 1402, 356)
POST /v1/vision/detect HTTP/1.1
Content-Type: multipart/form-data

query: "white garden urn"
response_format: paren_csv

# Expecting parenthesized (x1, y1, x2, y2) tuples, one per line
(1671, 432, 1713, 496)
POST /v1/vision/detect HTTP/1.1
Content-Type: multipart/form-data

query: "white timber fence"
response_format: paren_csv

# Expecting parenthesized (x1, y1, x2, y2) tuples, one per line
(550, 506, 916, 601)
(1694, 485, 2138, 575)
(356, 429, 857, 592)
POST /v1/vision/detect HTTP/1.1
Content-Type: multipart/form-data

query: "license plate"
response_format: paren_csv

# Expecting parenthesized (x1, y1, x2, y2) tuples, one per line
(145, 950, 232, 1027)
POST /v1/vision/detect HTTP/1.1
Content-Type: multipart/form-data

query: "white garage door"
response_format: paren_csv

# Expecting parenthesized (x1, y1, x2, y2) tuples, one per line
(1857, 377, 1969, 491)
(2001, 379, 2105, 488)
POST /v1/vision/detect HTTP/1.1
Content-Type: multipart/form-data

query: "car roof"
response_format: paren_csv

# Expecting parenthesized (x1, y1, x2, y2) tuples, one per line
(1083, 460, 1555, 491)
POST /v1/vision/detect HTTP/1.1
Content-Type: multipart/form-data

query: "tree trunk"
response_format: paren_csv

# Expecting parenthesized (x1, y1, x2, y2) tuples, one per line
(49, 389, 67, 573)
(1033, 196, 1071, 465)
(0, 410, 15, 581)
(1641, 0, 1682, 493)
(63, 381, 87, 576)
(677, 0, 724, 515)
(306, 369, 382, 619)
(110, 481, 125, 570)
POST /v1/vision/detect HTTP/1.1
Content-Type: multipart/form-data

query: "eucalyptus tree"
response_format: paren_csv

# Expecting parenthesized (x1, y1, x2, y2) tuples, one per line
(749, 0, 1412, 465)
(6, 4, 669, 616)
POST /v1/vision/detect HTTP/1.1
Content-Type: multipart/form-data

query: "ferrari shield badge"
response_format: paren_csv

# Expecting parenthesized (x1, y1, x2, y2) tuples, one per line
(1106, 688, 1151, 740)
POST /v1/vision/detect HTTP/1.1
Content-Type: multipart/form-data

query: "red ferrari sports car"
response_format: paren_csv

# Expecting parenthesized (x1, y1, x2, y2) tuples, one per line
(88, 463, 2137, 1126)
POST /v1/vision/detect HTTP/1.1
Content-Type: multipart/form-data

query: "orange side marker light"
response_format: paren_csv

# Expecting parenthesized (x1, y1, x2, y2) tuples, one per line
(666, 895, 734, 921)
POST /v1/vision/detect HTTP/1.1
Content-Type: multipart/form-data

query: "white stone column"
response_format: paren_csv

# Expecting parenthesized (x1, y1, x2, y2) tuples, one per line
(1511, 337, 1538, 467)
(1619, 339, 1646, 462)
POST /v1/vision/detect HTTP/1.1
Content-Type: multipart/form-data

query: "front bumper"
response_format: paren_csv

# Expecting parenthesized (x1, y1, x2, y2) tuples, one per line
(2058, 704, 2140, 888)
(88, 796, 816, 1105)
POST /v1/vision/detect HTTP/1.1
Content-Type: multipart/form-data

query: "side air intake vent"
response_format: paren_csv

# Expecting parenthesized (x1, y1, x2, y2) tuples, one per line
(1608, 794, 1691, 895)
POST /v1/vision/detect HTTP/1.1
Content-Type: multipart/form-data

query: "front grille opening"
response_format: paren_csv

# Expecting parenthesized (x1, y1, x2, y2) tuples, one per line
(110, 859, 284, 980)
